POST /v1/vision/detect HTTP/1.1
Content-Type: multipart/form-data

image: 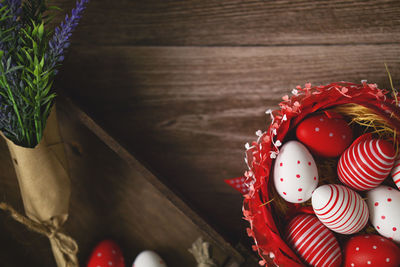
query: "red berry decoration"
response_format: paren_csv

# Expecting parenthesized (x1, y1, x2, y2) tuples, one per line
(87, 240, 125, 267)
(338, 136, 396, 191)
(296, 112, 353, 157)
(343, 234, 400, 267)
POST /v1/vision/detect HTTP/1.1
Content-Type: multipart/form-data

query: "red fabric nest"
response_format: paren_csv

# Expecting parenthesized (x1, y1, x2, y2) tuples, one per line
(243, 81, 400, 266)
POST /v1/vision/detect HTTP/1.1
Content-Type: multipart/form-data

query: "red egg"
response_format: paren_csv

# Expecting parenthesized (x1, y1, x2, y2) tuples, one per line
(87, 240, 125, 267)
(338, 137, 396, 191)
(296, 112, 353, 157)
(343, 234, 400, 267)
(286, 214, 342, 267)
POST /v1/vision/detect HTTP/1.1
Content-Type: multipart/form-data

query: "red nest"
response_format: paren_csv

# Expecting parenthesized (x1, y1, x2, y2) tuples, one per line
(243, 81, 400, 266)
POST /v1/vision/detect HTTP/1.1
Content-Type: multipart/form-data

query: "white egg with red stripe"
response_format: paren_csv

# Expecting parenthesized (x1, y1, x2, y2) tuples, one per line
(338, 138, 396, 191)
(312, 184, 369, 234)
(391, 156, 400, 190)
(286, 214, 342, 267)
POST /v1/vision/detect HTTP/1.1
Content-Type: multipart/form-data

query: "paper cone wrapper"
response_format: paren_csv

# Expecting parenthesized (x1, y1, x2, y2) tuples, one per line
(3, 105, 76, 266)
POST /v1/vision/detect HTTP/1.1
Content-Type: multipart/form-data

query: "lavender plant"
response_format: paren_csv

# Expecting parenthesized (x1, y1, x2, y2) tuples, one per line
(0, 0, 89, 147)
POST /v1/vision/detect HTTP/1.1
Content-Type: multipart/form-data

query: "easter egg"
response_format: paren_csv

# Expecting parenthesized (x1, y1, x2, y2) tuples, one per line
(87, 240, 125, 267)
(366, 185, 400, 243)
(390, 156, 400, 190)
(296, 112, 353, 157)
(286, 214, 342, 267)
(273, 140, 318, 203)
(133, 251, 167, 267)
(338, 138, 396, 191)
(343, 234, 400, 267)
(312, 184, 369, 234)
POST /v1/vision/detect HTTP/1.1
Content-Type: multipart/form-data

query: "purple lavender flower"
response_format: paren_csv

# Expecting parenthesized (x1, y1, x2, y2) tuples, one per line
(47, 0, 89, 69)
(5, 0, 22, 21)
(0, 0, 21, 51)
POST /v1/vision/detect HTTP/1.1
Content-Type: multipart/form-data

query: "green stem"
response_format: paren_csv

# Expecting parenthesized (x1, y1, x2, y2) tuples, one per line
(34, 102, 41, 144)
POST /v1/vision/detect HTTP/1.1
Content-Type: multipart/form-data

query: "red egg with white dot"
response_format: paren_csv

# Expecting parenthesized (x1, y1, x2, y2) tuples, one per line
(367, 186, 400, 243)
(273, 141, 319, 203)
(343, 234, 400, 267)
(296, 112, 353, 157)
(87, 240, 125, 267)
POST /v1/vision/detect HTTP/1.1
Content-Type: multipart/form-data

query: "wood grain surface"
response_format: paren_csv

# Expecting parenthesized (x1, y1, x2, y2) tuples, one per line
(51, 0, 400, 46)
(56, 44, 400, 246)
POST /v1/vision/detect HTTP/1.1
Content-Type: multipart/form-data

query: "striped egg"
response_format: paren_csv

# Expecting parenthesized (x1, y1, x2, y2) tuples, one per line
(338, 138, 396, 191)
(312, 184, 369, 234)
(391, 156, 400, 190)
(286, 214, 342, 267)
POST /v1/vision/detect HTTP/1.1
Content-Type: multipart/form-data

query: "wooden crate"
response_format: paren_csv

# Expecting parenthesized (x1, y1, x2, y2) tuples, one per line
(0, 96, 258, 266)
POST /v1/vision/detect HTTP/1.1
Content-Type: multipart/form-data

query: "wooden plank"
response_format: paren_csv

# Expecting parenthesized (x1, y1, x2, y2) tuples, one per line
(0, 100, 254, 266)
(51, 0, 400, 46)
(56, 44, 400, 249)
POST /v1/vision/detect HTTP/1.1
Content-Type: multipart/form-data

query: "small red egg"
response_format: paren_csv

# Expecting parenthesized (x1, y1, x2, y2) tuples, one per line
(343, 234, 400, 267)
(296, 112, 353, 157)
(87, 240, 125, 267)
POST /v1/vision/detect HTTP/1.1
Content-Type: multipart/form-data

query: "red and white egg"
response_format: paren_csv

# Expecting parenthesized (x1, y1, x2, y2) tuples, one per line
(312, 184, 369, 234)
(286, 214, 342, 267)
(274, 140, 318, 203)
(133, 250, 167, 267)
(343, 234, 400, 267)
(366, 185, 400, 243)
(390, 156, 400, 190)
(338, 138, 396, 191)
(296, 112, 353, 157)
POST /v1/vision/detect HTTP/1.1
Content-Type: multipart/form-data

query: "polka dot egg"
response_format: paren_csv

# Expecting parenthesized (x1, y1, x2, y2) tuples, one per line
(296, 112, 353, 157)
(367, 185, 400, 243)
(87, 240, 125, 267)
(273, 141, 318, 203)
(343, 234, 400, 267)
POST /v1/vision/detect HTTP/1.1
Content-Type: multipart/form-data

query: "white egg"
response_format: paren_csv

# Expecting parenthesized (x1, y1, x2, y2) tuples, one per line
(312, 184, 369, 234)
(133, 250, 167, 267)
(366, 185, 400, 243)
(273, 140, 318, 203)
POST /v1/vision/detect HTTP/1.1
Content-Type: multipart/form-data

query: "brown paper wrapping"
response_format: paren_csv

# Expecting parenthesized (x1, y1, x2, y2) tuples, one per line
(3, 105, 78, 267)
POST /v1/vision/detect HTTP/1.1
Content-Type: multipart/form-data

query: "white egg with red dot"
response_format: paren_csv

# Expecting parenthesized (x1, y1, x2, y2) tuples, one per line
(273, 141, 318, 203)
(133, 251, 167, 267)
(367, 186, 400, 243)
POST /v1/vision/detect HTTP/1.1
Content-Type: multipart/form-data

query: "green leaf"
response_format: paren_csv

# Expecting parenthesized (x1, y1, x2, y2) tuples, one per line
(38, 23, 44, 39)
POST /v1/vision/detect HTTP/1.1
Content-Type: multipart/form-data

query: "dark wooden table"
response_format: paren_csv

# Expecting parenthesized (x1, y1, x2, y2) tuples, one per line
(1, 0, 400, 266)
